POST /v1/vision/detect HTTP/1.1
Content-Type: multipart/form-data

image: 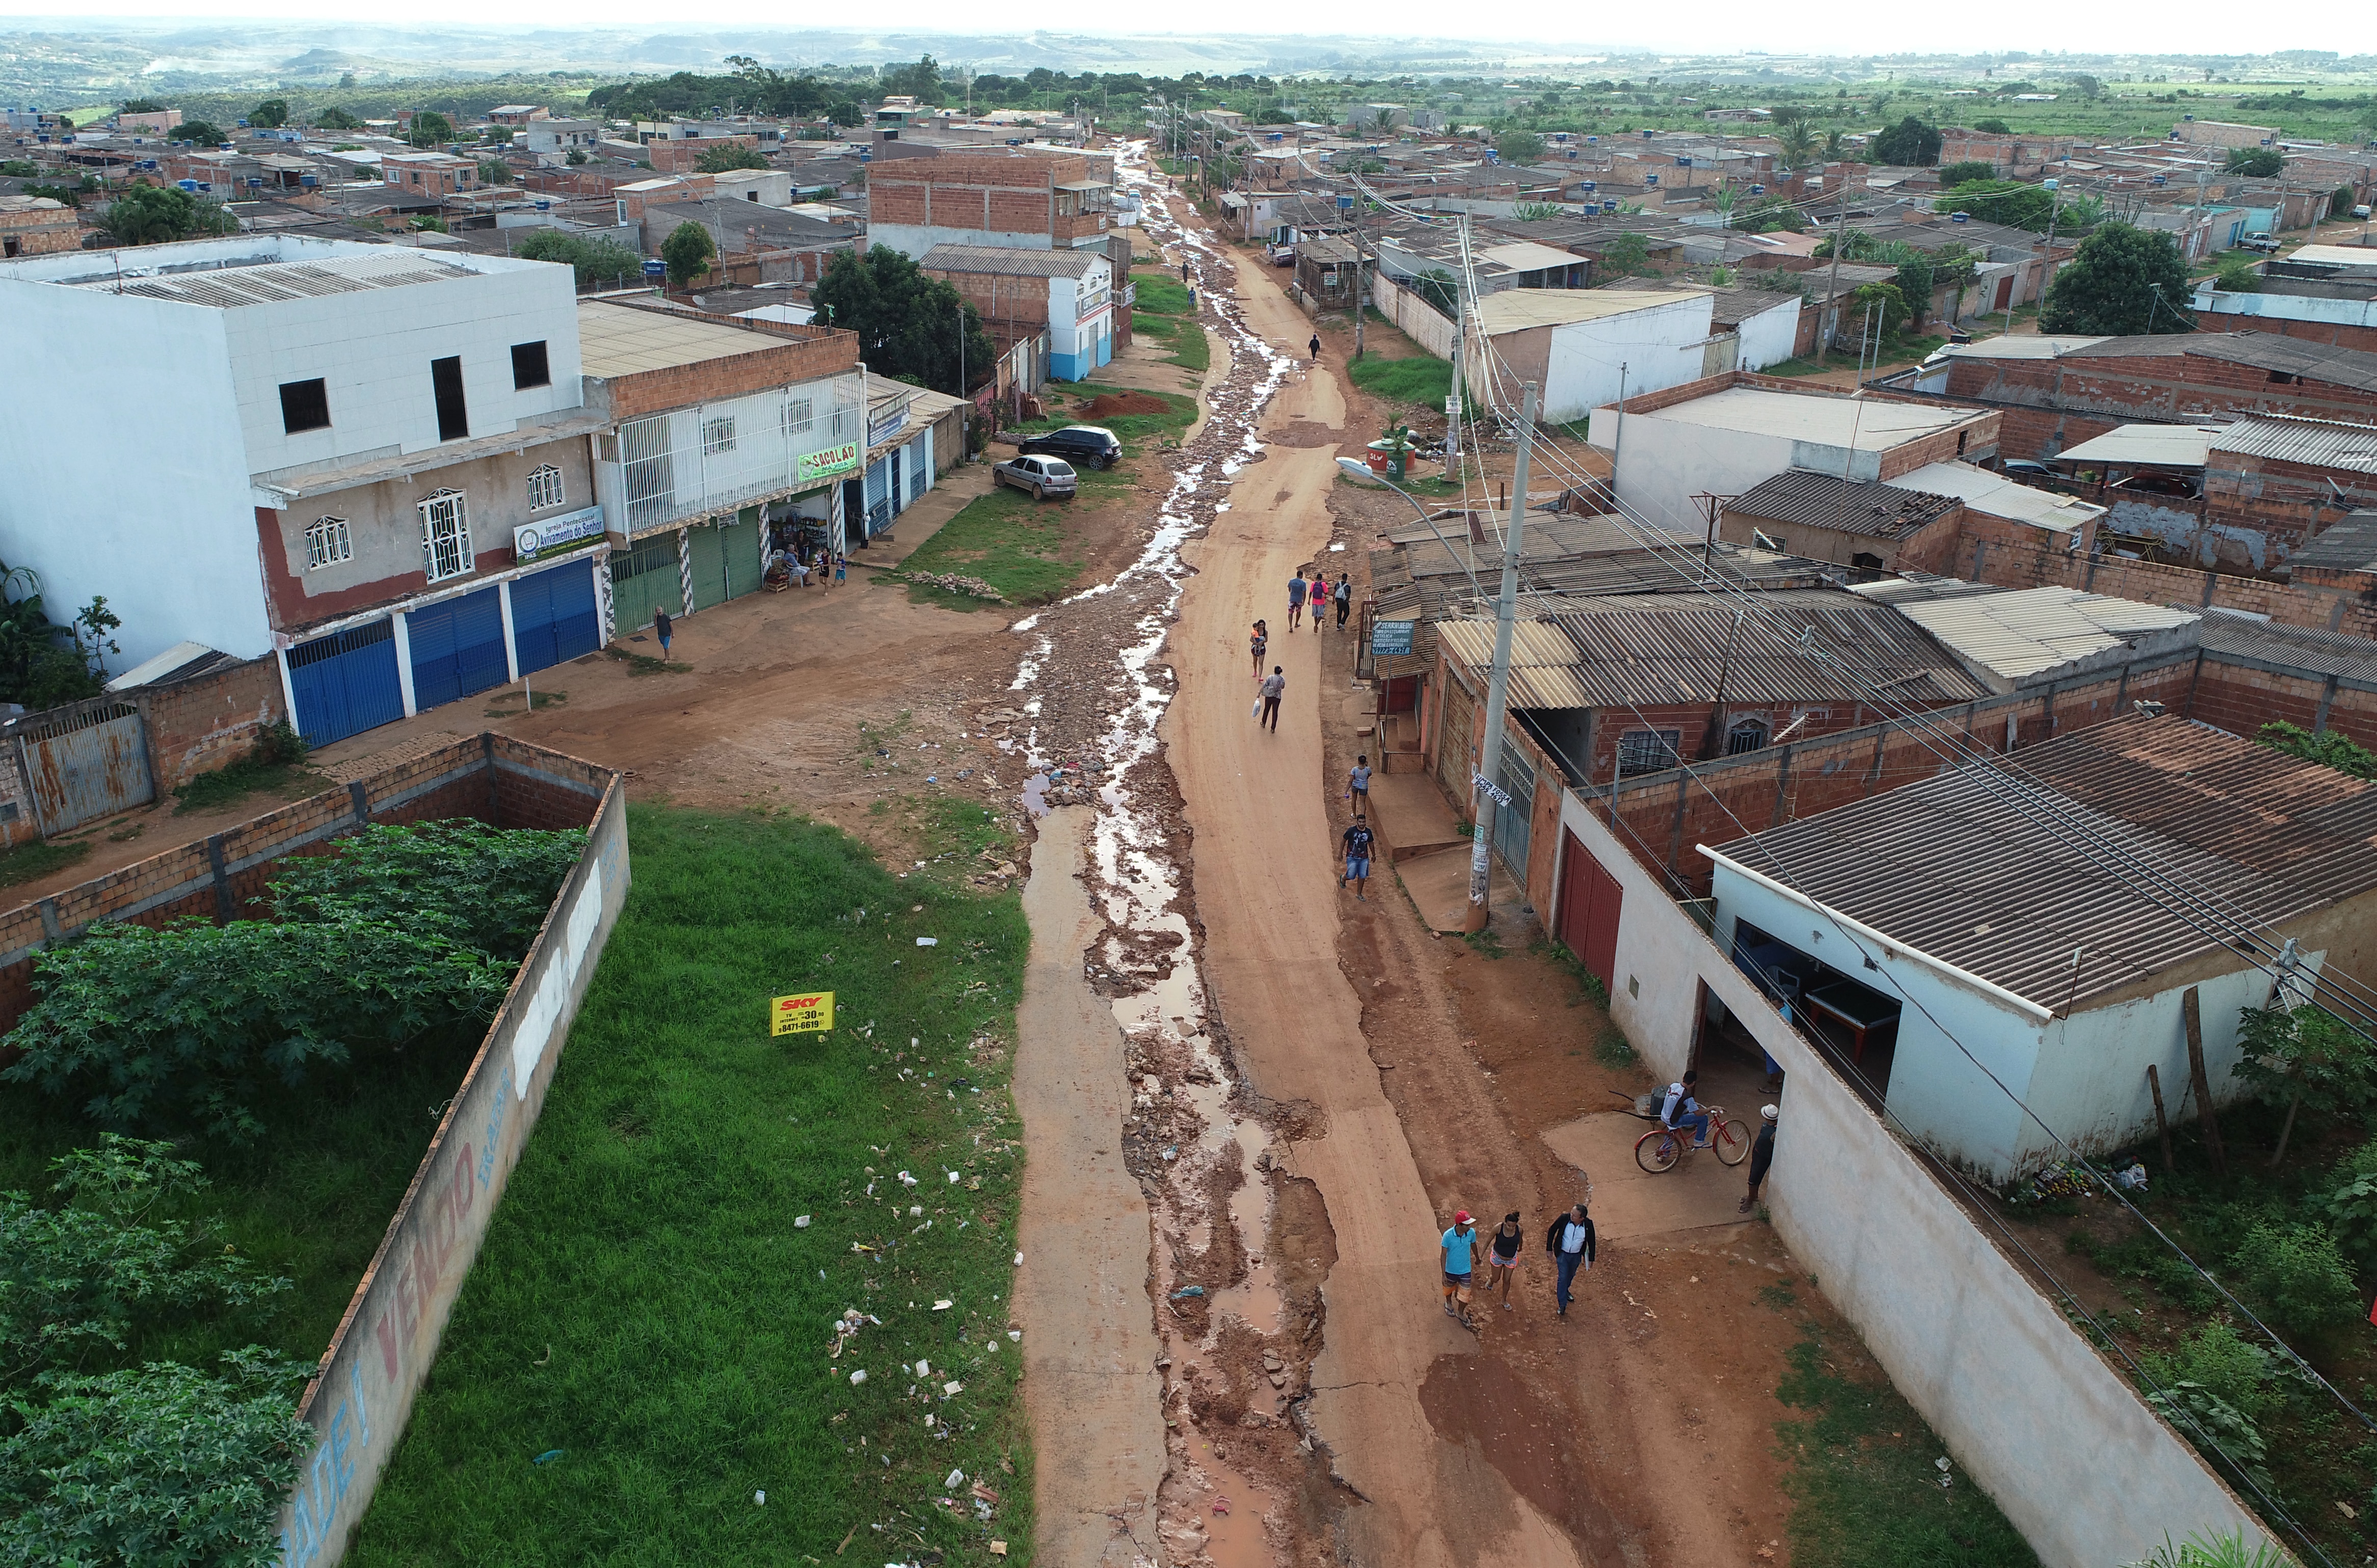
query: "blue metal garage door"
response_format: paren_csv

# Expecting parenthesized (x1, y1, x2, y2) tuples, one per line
(510, 559, 601, 675)
(408, 586, 508, 712)
(287, 620, 405, 749)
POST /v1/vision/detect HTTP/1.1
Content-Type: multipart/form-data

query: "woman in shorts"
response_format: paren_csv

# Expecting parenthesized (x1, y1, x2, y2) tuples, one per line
(1486, 1211, 1525, 1310)
(1250, 620, 1268, 679)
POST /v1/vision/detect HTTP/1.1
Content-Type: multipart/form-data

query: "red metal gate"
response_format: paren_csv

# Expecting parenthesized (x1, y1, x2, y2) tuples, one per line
(1555, 829, 1622, 990)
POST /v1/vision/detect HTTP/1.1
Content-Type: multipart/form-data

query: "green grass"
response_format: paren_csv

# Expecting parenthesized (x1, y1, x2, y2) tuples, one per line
(0, 836, 92, 888)
(895, 485, 1090, 612)
(1128, 308, 1211, 373)
(170, 757, 329, 816)
(1130, 271, 1192, 314)
(0, 1014, 489, 1377)
(348, 803, 1032, 1567)
(1773, 1321, 2037, 1568)
(1349, 353, 1454, 410)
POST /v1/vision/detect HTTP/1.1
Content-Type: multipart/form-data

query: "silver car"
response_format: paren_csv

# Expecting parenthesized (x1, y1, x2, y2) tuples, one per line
(994, 453, 1078, 500)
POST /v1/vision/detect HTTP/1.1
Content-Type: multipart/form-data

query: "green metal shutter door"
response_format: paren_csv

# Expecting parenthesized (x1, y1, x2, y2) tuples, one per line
(687, 522, 728, 611)
(722, 506, 763, 601)
(609, 537, 682, 635)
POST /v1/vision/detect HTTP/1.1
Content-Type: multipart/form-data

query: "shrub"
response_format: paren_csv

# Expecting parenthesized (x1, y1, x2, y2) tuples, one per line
(2230, 1220, 2360, 1335)
(1, 918, 515, 1140)
(266, 820, 584, 962)
(0, 1351, 315, 1567)
(2139, 1321, 2303, 1421)
(2144, 1381, 2273, 1495)
(2319, 1141, 2377, 1270)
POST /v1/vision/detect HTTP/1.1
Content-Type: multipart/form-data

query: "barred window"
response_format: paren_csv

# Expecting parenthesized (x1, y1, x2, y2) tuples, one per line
(702, 416, 737, 454)
(418, 489, 473, 583)
(526, 463, 565, 511)
(1725, 718, 1769, 756)
(304, 516, 351, 570)
(1617, 728, 1682, 777)
(782, 396, 814, 438)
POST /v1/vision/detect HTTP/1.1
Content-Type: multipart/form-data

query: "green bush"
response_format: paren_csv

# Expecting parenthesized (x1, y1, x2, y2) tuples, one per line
(2319, 1141, 2377, 1270)
(266, 820, 583, 963)
(2139, 1321, 2302, 1421)
(1, 918, 514, 1141)
(2230, 1220, 2360, 1335)
(0, 1351, 315, 1567)
(2143, 1380, 2274, 1495)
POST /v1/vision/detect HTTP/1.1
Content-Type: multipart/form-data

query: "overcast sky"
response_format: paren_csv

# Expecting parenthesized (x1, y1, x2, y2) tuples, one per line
(7, 7, 2374, 63)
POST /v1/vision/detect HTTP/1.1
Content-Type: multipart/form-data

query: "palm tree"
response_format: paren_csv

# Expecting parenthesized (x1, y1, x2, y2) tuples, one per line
(1776, 119, 1819, 170)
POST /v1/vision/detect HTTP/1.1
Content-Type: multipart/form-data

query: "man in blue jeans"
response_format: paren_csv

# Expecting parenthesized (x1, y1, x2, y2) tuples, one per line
(1439, 1210, 1480, 1328)
(1544, 1202, 1596, 1317)
(1661, 1069, 1711, 1148)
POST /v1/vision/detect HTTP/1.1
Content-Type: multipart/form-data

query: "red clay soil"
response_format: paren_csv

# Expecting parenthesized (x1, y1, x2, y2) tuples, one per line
(1076, 390, 1175, 418)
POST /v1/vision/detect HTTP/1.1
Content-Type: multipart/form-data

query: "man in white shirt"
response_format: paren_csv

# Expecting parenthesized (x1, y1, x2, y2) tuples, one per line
(1543, 1202, 1597, 1317)
(1661, 1069, 1711, 1148)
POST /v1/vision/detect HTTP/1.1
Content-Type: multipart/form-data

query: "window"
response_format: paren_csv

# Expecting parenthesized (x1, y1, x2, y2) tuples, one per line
(1725, 718, 1769, 756)
(511, 340, 551, 390)
(1617, 728, 1682, 777)
(418, 489, 473, 582)
(304, 515, 351, 569)
(279, 377, 331, 434)
(525, 464, 565, 511)
(782, 395, 814, 438)
(1956, 430, 1969, 454)
(703, 416, 738, 454)
(431, 356, 468, 441)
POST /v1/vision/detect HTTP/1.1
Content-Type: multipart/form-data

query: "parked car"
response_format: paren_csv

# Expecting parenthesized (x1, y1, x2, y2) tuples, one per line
(994, 453, 1078, 501)
(1016, 424, 1123, 469)
(1999, 458, 2057, 479)
(2110, 472, 2201, 500)
(2241, 235, 2282, 254)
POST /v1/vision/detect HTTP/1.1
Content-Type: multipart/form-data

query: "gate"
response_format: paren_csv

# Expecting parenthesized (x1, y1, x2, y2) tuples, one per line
(407, 586, 508, 712)
(1555, 829, 1622, 990)
(510, 560, 601, 676)
(608, 536, 683, 636)
(287, 620, 405, 749)
(1492, 738, 1535, 881)
(9, 697, 154, 835)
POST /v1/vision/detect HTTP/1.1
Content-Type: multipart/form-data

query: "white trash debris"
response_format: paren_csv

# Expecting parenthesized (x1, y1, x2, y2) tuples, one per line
(917, 937, 939, 947)
(915, 1360, 931, 1378)
(755, 1491, 766, 1505)
(946, 1469, 966, 1490)
(898, 1171, 919, 1187)
(794, 1215, 812, 1228)
(932, 1300, 953, 1311)
(946, 1170, 960, 1183)
(849, 1369, 868, 1385)
(944, 1381, 964, 1396)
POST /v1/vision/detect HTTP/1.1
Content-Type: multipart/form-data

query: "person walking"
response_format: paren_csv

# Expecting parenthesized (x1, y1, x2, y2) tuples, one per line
(834, 550, 847, 587)
(1308, 332, 1322, 363)
(1341, 813, 1374, 900)
(1249, 619, 1268, 679)
(1740, 1104, 1779, 1214)
(1440, 1210, 1481, 1328)
(1486, 1212, 1525, 1311)
(1311, 570, 1324, 633)
(1259, 666, 1285, 731)
(653, 608, 673, 660)
(1544, 1202, 1597, 1318)
(1333, 573, 1352, 630)
(1345, 754, 1372, 811)
(1287, 571, 1307, 632)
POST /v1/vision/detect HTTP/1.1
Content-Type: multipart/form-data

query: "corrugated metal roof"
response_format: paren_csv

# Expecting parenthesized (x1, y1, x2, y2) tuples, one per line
(1475, 287, 1706, 333)
(1706, 714, 2377, 1008)
(1888, 461, 2104, 534)
(1879, 585, 2199, 687)
(1730, 470, 1960, 538)
(2200, 608, 2377, 683)
(1436, 591, 1988, 711)
(2066, 333, 2377, 394)
(2288, 510, 2377, 573)
(1638, 385, 1975, 446)
(918, 244, 1102, 278)
(2211, 414, 2377, 475)
(2058, 423, 2224, 467)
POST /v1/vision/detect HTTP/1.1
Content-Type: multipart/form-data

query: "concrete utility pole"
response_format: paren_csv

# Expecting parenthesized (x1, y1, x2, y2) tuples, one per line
(1353, 202, 1367, 361)
(1445, 265, 1464, 467)
(1814, 200, 1849, 368)
(1466, 380, 1540, 930)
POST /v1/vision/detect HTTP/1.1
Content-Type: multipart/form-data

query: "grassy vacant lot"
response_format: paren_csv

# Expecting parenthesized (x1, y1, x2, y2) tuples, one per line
(899, 383, 1197, 611)
(1349, 351, 1453, 413)
(1131, 265, 1211, 372)
(1767, 1293, 2035, 1568)
(349, 802, 1034, 1567)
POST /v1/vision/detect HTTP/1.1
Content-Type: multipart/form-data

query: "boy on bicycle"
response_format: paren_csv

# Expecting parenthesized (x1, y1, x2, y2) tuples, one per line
(1661, 1070, 1711, 1149)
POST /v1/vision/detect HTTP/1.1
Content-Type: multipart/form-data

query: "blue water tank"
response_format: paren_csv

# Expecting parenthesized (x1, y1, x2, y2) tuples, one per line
(1641, 128, 1654, 138)
(1949, 211, 1970, 223)
(246, 176, 262, 188)
(1601, 199, 1617, 213)
(642, 258, 666, 278)
(1749, 183, 1765, 196)
(1676, 155, 1691, 167)
(177, 177, 197, 191)
(1645, 173, 1659, 186)
(2152, 173, 2167, 185)
(1581, 180, 1595, 191)
(1586, 135, 1598, 144)
(299, 173, 317, 186)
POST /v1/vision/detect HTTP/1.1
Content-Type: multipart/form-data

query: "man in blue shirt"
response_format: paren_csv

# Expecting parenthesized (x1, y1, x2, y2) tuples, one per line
(1440, 1210, 1480, 1328)
(1661, 1070, 1711, 1148)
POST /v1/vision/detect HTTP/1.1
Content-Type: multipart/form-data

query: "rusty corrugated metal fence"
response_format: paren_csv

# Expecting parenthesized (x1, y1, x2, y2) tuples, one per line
(7, 695, 154, 836)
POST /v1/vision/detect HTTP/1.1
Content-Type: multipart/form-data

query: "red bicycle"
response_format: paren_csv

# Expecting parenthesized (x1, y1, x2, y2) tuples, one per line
(1610, 1090, 1751, 1174)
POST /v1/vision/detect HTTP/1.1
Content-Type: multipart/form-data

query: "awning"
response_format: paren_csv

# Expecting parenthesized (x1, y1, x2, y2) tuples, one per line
(2056, 424, 2222, 468)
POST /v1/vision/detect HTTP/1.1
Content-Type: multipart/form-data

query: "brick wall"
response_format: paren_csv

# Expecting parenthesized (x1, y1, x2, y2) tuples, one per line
(137, 655, 287, 790)
(596, 320, 861, 420)
(646, 138, 759, 173)
(1944, 348, 2377, 431)
(2197, 308, 2377, 357)
(1951, 528, 2377, 636)
(0, 735, 615, 1036)
(2204, 449, 2377, 560)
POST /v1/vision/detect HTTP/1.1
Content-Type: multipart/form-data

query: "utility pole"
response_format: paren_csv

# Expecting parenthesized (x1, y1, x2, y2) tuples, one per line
(1353, 198, 1367, 361)
(1466, 380, 1540, 931)
(1814, 199, 1849, 368)
(1445, 255, 1464, 468)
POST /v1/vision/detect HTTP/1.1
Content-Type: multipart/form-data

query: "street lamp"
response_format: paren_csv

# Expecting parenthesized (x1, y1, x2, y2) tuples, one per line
(1335, 456, 1480, 599)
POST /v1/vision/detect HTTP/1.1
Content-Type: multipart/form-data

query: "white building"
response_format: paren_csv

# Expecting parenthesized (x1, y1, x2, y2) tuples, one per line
(520, 118, 601, 161)
(1472, 288, 1719, 426)
(1703, 713, 2377, 1180)
(1587, 382, 1997, 535)
(920, 243, 1113, 382)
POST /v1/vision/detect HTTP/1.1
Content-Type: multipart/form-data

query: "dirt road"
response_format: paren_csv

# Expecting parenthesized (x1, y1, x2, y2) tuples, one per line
(1163, 246, 1588, 1567)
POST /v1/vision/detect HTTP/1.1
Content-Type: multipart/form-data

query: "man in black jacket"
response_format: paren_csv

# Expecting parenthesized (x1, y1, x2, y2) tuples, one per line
(1741, 1104, 1779, 1213)
(1544, 1202, 1597, 1317)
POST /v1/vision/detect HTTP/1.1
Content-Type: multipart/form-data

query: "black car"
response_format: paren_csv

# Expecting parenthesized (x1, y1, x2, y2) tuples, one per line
(1016, 424, 1123, 469)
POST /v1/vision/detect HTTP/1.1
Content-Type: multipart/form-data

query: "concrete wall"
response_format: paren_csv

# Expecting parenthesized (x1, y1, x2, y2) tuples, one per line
(1731, 297, 1801, 372)
(276, 736, 627, 1567)
(1368, 269, 1457, 359)
(1523, 295, 1714, 426)
(1554, 787, 2269, 1568)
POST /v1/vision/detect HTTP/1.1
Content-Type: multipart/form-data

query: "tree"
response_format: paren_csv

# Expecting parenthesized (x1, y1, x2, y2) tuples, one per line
(477, 157, 512, 188)
(2039, 223, 2193, 334)
(2214, 255, 2263, 293)
(826, 100, 864, 128)
(100, 184, 237, 248)
(565, 148, 589, 166)
(0, 565, 101, 711)
(1936, 178, 2056, 230)
(120, 97, 167, 115)
(1973, 116, 2012, 133)
(1846, 280, 1910, 341)
(248, 98, 287, 129)
(660, 220, 716, 286)
(809, 246, 995, 396)
(1495, 128, 1544, 164)
(2336, 185, 2359, 218)
(1892, 256, 1936, 327)
(694, 143, 770, 174)
(168, 120, 226, 146)
(878, 55, 945, 103)
(2224, 146, 2284, 178)
(2067, 73, 2103, 101)
(2260, 718, 2377, 779)
(1599, 232, 1649, 277)
(314, 106, 362, 130)
(1737, 195, 1806, 234)
(2234, 1002, 2377, 1166)
(406, 111, 455, 148)
(513, 229, 644, 289)
(1938, 159, 1995, 186)
(1872, 115, 1942, 167)
(1775, 118, 1819, 170)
